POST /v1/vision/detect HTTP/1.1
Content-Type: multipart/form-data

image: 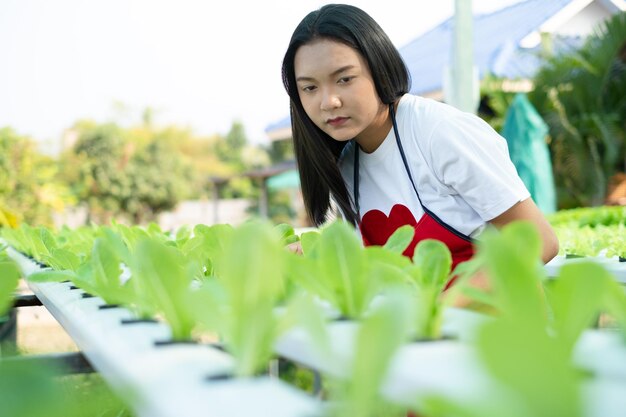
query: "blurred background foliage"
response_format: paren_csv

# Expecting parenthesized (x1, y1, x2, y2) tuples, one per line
(1, 12, 625, 227)
(1, 114, 280, 226)
(0, 128, 73, 226)
(480, 12, 626, 210)
(529, 12, 626, 209)
(0, 360, 133, 417)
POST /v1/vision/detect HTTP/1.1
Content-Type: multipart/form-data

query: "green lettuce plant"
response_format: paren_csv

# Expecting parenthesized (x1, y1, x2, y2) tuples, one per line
(179, 223, 233, 279)
(289, 221, 412, 319)
(546, 262, 626, 354)
(291, 221, 455, 340)
(275, 223, 300, 246)
(327, 289, 413, 417)
(0, 251, 20, 317)
(404, 239, 453, 340)
(28, 235, 137, 309)
(193, 221, 290, 376)
(128, 237, 197, 339)
(421, 221, 625, 417)
(1, 224, 50, 260)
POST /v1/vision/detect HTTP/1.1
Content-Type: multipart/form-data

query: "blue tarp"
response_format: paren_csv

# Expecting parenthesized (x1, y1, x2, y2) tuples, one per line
(267, 169, 300, 190)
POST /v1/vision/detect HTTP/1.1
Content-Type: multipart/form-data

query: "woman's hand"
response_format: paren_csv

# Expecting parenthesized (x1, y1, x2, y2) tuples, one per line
(489, 198, 559, 264)
(287, 241, 303, 255)
(445, 269, 496, 311)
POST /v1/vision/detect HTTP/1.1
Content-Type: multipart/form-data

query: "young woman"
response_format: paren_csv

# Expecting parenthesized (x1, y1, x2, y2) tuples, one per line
(282, 4, 558, 275)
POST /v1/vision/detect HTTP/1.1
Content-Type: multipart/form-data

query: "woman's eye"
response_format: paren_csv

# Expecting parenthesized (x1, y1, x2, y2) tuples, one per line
(302, 85, 317, 92)
(338, 76, 353, 84)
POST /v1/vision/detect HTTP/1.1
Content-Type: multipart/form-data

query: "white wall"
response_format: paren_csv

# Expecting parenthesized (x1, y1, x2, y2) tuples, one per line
(555, 1, 615, 37)
(53, 198, 253, 230)
(158, 199, 252, 231)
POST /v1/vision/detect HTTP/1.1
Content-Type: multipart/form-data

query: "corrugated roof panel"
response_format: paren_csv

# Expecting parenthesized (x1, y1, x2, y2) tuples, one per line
(264, 115, 291, 132)
(495, 35, 585, 78)
(399, 0, 575, 94)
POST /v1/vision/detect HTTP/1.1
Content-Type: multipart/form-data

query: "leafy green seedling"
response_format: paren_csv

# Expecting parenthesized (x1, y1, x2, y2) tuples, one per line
(327, 289, 413, 417)
(42, 248, 81, 272)
(28, 235, 135, 308)
(291, 222, 415, 319)
(174, 224, 192, 247)
(190, 223, 234, 279)
(0, 257, 20, 317)
(383, 224, 415, 254)
(417, 221, 588, 417)
(216, 221, 289, 376)
(313, 221, 370, 318)
(280, 291, 334, 365)
(476, 221, 548, 324)
(547, 262, 619, 355)
(275, 223, 300, 246)
(475, 318, 583, 417)
(404, 239, 452, 340)
(299, 230, 321, 256)
(130, 238, 196, 339)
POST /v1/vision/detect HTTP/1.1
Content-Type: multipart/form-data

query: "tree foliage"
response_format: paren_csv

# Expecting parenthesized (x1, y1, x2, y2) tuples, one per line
(61, 122, 194, 224)
(0, 127, 71, 226)
(529, 12, 626, 208)
(58, 117, 272, 224)
(2, 109, 276, 227)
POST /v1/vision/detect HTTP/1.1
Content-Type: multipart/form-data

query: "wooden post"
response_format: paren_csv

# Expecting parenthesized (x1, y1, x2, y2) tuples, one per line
(259, 178, 269, 219)
(212, 183, 220, 224)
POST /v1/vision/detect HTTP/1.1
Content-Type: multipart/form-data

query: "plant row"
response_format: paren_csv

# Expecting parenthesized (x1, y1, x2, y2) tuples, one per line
(2, 220, 626, 417)
(549, 206, 626, 258)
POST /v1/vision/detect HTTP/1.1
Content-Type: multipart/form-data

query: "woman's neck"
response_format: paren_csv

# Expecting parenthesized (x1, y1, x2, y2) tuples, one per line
(355, 101, 398, 154)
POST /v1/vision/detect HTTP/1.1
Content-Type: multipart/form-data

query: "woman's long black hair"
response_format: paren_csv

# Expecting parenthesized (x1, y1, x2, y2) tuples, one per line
(282, 4, 410, 226)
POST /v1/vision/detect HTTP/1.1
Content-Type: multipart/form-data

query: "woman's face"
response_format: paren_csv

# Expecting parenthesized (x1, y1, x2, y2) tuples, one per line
(294, 39, 389, 152)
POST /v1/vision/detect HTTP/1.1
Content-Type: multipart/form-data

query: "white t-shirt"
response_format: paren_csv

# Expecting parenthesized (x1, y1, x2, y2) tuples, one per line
(338, 94, 530, 238)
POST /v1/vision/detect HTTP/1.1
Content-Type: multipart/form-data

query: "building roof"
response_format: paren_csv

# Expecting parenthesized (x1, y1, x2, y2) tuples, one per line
(401, 0, 576, 95)
(265, 116, 292, 139)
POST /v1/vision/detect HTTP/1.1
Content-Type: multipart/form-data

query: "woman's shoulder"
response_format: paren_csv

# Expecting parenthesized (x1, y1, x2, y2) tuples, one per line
(401, 94, 498, 143)
(398, 94, 466, 133)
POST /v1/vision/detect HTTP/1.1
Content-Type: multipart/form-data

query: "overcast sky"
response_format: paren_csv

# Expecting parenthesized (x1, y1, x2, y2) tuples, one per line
(0, 0, 523, 150)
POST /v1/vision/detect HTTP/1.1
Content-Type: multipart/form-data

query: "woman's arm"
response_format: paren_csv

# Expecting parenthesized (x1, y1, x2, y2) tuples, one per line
(449, 198, 558, 310)
(488, 197, 559, 264)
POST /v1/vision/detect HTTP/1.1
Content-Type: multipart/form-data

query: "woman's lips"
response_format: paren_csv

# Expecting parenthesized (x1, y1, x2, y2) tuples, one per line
(327, 117, 349, 127)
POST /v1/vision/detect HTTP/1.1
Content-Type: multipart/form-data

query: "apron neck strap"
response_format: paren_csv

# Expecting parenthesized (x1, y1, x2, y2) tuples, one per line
(353, 102, 426, 222)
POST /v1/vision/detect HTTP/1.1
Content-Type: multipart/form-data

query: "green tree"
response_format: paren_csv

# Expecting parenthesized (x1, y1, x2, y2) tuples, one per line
(215, 120, 248, 168)
(226, 120, 247, 154)
(150, 126, 230, 199)
(212, 121, 271, 199)
(123, 139, 193, 223)
(62, 122, 193, 224)
(0, 128, 71, 226)
(529, 13, 626, 208)
(60, 117, 276, 224)
(264, 139, 295, 166)
(478, 75, 517, 133)
(68, 123, 128, 223)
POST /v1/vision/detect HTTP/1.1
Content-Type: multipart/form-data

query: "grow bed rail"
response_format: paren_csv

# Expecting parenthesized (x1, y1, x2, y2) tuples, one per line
(6, 247, 320, 417)
(6, 246, 626, 417)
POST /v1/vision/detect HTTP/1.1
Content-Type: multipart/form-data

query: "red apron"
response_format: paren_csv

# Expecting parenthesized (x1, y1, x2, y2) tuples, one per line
(353, 104, 475, 289)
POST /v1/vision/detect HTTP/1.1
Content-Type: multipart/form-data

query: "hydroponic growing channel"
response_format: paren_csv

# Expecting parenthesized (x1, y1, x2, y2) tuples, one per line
(2, 219, 626, 417)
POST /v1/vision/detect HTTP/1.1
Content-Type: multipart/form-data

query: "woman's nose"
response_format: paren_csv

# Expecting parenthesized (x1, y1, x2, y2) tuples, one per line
(320, 89, 341, 111)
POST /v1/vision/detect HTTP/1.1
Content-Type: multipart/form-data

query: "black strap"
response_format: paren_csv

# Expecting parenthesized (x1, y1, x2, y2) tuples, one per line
(354, 103, 473, 242)
(354, 141, 360, 219)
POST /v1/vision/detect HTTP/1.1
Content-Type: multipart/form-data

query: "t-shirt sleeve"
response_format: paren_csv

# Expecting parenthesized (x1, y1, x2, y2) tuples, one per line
(426, 110, 531, 221)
